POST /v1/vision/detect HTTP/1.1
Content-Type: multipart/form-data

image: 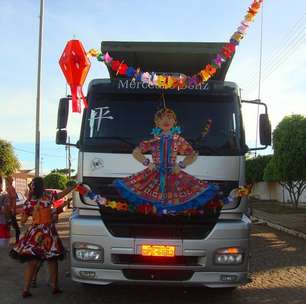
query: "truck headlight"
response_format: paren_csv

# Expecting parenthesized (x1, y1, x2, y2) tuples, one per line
(73, 242, 103, 262)
(214, 247, 243, 265)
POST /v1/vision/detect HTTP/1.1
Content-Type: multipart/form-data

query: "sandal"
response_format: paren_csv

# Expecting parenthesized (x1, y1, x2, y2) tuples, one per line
(22, 291, 32, 298)
(52, 287, 63, 295)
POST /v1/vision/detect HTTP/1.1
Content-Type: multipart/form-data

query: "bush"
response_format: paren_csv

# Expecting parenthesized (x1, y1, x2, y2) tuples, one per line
(66, 179, 77, 188)
(44, 173, 68, 190)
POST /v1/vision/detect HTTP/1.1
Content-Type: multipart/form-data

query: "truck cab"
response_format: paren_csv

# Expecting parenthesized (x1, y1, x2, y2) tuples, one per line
(56, 41, 271, 288)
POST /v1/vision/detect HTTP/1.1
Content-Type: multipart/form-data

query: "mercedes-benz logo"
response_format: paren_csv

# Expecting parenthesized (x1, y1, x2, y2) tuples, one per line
(91, 158, 104, 171)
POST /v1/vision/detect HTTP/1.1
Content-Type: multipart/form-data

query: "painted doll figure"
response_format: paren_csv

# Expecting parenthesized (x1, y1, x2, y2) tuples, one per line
(114, 108, 218, 214)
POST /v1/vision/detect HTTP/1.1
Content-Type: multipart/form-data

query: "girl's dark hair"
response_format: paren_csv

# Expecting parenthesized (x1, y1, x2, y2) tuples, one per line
(31, 177, 44, 199)
(154, 108, 177, 125)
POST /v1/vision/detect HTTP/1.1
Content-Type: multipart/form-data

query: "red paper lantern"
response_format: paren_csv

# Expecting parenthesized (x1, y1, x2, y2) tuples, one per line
(59, 40, 91, 113)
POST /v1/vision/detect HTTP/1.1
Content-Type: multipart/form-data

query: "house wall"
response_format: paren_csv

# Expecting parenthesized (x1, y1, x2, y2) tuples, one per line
(14, 178, 29, 196)
(251, 182, 306, 203)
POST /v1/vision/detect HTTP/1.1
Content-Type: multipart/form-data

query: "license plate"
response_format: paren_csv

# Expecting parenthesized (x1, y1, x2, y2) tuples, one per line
(141, 245, 175, 257)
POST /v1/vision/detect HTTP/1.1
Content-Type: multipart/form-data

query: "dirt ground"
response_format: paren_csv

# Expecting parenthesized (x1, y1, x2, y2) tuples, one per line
(0, 211, 306, 304)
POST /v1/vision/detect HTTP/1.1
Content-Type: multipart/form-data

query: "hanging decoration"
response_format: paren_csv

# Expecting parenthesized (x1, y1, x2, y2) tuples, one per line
(85, 0, 263, 90)
(59, 40, 91, 113)
(59, 0, 263, 111)
(76, 183, 251, 216)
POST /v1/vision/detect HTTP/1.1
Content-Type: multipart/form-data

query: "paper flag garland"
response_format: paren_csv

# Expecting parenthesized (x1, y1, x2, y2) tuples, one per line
(86, 0, 264, 89)
(59, 0, 264, 111)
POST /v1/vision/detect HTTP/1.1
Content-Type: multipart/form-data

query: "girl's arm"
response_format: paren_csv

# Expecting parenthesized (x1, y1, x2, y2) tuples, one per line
(55, 197, 72, 215)
(174, 136, 198, 173)
(54, 184, 77, 201)
(181, 151, 198, 167)
(20, 211, 29, 224)
(132, 147, 147, 164)
(133, 147, 155, 171)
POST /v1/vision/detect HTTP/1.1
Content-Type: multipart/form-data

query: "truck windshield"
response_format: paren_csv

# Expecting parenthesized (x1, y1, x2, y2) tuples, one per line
(81, 93, 243, 156)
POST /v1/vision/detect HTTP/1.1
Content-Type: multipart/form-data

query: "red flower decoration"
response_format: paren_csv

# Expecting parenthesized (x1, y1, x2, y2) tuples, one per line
(205, 64, 217, 76)
(118, 63, 128, 75)
(111, 60, 121, 72)
(222, 43, 236, 59)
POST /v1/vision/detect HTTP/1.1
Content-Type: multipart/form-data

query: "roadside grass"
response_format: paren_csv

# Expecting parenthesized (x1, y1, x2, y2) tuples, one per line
(251, 200, 306, 214)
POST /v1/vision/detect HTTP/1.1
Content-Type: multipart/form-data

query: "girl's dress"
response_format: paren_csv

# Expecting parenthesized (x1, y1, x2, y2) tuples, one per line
(10, 192, 65, 262)
(114, 133, 219, 213)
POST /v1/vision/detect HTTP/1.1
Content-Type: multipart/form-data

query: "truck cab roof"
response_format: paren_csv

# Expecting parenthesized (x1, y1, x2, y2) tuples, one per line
(100, 41, 234, 81)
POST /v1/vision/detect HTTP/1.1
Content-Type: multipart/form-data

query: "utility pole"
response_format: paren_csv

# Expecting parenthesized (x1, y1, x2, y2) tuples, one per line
(40, 157, 43, 176)
(35, 0, 44, 176)
(65, 143, 68, 177)
(68, 136, 71, 179)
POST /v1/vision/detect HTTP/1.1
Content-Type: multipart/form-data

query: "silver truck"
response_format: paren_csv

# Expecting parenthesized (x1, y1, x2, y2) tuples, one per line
(56, 41, 271, 289)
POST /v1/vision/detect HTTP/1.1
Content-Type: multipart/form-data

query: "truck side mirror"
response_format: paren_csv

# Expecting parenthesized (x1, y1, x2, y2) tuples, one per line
(259, 113, 271, 146)
(57, 98, 69, 130)
(56, 130, 67, 145)
(241, 99, 271, 150)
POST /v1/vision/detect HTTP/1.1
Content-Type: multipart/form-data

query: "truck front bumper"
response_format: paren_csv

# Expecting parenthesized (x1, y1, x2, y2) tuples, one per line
(70, 213, 251, 288)
(71, 266, 248, 288)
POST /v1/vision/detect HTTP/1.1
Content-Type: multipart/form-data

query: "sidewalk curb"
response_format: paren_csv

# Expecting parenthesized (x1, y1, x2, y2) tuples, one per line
(252, 215, 306, 240)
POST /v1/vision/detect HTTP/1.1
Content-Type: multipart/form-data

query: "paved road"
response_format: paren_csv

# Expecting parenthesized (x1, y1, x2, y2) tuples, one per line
(0, 214, 305, 304)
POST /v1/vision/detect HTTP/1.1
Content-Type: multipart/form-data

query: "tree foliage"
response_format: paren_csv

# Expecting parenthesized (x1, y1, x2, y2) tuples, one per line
(263, 157, 278, 182)
(269, 115, 306, 207)
(51, 168, 75, 175)
(246, 155, 273, 184)
(0, 139, 20, 176)
(66, 179, 77, 187)
(44, 173, 68, 190)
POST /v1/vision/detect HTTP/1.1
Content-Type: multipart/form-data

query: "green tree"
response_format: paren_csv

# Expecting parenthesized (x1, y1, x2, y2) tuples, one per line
(269, 115, 306, 207)
(44, 173, 68, 190)
(0, 139, 20, 176)
(66, 179, 77, 188)
(51, 168, 75, 176)
(263, 157, 278, 182)
(246, 154, 273, 185)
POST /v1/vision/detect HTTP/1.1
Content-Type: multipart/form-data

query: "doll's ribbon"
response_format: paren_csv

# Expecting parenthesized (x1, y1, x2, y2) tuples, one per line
(159, 135, 173, 199)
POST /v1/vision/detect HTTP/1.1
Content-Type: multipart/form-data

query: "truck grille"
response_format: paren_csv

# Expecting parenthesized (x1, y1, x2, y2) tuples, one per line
(122, 269, 194, 281)
(112, 254, 199, 266)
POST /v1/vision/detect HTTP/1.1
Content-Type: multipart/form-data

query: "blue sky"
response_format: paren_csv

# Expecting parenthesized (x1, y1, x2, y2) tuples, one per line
(1, 0, 306, 174)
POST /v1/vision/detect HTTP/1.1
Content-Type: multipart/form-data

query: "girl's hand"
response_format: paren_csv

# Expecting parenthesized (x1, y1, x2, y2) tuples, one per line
(173, 164, 181, 174)
(148, 163, 156, 171)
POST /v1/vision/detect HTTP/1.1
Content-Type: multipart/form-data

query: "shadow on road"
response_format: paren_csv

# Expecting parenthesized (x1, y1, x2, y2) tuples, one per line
(250, 224, 306, 272)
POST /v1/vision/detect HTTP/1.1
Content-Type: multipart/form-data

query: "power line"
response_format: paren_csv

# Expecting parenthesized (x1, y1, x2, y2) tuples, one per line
(241, 12, 306, 92)
(242, 13, 306, 87)
(13, 146, 77, 160)
(243, 28, 306, 90)
(261, 36, 306, 80)
(245, 34, 306, 92)
(254, 2, 264, 156)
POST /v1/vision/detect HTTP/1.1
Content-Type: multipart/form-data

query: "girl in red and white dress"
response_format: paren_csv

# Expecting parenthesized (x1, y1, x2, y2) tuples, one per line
(10, 177, 77, 298)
